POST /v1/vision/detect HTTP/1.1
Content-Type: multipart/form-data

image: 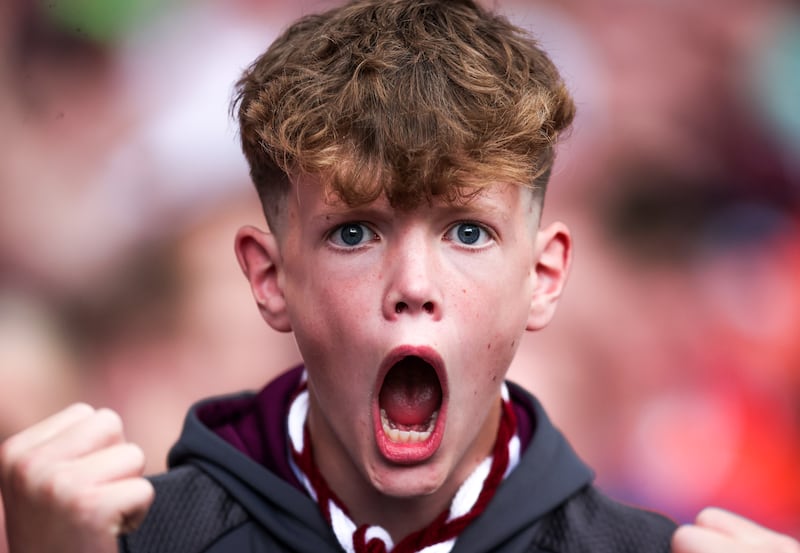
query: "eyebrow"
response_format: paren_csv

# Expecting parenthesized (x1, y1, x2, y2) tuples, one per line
(310, 199, 511, 223)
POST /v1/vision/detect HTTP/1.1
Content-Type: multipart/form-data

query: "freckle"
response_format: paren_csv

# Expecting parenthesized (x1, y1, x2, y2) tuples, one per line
(462, 289, 467, 294)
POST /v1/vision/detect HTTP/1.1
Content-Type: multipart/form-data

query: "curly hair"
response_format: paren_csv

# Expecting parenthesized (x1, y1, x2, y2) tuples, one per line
(233, 0, 575, 229)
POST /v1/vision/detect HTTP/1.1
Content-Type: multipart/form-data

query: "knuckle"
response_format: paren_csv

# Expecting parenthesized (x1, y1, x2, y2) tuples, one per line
(134, 477, 156, 508)
(0, 434, 24, 471)
(669, 524, 693, 551)
(115, 442, 147, 475)
(693, 506, 719, 525)
(95, 408, 124, 437)
(125, 443, 147, 471)
(1, 449, 42, 494)
(39, 464, 78, 503)
(68, 402, 96, 417)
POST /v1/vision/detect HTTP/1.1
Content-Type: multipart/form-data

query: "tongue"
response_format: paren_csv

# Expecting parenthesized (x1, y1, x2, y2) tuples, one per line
(379, 357, 442, 426)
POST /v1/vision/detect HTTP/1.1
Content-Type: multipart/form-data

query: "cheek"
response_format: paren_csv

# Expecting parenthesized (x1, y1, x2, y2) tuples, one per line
(454, 264, 531, 367)
(287, 251, 361, 315)
(284, 268, 377, 364)
(456, 258, 532, 321)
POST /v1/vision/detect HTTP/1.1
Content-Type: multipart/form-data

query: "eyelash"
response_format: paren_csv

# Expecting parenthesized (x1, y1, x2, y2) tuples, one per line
(327, 222, 378, 249)
(325, 221, 495, 249)
(445, 221, 495, 248)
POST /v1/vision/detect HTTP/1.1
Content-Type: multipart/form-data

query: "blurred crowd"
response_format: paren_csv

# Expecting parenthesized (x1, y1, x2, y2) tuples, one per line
(1, 0, 798, 545)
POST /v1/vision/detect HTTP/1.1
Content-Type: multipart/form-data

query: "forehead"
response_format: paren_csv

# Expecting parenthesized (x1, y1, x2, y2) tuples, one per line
(287, 173, 540, 217)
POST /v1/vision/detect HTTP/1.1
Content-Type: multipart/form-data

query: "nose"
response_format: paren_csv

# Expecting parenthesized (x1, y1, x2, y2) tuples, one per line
(382, 239, 443, 321)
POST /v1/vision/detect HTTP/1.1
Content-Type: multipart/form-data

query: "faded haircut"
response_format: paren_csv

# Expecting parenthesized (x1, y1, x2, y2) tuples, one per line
(233, 0, 575, 230)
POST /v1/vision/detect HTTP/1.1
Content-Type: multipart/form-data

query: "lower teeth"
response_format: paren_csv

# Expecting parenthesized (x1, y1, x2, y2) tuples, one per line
(380, 409, 437, 443)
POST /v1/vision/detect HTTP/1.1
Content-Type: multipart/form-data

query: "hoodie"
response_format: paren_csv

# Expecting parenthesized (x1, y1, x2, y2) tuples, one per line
(120, 367, 676, 552)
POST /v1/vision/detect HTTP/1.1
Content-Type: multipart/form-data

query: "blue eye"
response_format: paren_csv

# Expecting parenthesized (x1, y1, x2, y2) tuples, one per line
(329, 223, 376, 247)
(447, 222, 491, 246)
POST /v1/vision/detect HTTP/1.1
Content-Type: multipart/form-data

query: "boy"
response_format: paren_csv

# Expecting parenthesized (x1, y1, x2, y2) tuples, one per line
(1, 1, 798, 552)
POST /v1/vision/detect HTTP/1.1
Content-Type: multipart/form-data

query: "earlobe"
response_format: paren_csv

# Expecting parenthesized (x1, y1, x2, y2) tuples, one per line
(234, 226, 292, 332)
(526, 222, 572, 331)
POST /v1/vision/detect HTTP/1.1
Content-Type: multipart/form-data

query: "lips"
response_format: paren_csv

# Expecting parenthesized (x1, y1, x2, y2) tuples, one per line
(373, 347, 447, 464)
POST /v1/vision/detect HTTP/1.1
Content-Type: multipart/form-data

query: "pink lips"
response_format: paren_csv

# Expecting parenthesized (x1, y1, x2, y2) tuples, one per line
(373, 345, 448, 464)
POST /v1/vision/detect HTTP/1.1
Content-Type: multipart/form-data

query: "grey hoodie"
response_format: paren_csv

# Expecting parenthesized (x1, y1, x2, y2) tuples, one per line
(120, 368, 676, 552)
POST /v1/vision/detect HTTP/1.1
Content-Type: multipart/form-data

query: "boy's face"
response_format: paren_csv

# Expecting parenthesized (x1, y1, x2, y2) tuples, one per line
(236, 175, 570, 503)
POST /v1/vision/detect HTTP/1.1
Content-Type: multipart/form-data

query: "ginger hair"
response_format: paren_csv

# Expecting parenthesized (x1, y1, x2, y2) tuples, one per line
(233, 0, 575, 230)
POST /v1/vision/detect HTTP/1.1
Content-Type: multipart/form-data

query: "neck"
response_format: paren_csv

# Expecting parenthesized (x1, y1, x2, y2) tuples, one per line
(338, 482, 451, 543)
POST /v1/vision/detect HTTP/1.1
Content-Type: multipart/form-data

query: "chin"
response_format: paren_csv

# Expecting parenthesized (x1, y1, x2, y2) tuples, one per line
(367, 458, 448, 499)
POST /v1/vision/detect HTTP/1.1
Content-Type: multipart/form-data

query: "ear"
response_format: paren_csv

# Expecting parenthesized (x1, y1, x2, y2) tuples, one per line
(234, 225, 292, 332)
(526, 222, 572, 331)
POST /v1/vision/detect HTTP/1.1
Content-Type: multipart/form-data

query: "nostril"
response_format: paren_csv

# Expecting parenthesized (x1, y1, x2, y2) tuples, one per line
(395, 302, 408, 314)
(423, 302, 434, 314)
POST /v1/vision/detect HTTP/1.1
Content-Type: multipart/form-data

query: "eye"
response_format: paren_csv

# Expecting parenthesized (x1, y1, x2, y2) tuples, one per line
(328, 222, 377, 248)
(446, 222, 492, 247)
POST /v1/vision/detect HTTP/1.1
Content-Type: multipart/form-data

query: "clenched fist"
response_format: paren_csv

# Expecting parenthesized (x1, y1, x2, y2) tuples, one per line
(0, 404, 154, 553)
(672, 508, 800, 553)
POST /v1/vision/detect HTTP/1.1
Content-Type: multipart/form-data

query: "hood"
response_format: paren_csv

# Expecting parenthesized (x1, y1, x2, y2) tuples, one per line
(454, 381, 594, 552)
(166, 368, 594, 552)
(167, 367, 341, 551)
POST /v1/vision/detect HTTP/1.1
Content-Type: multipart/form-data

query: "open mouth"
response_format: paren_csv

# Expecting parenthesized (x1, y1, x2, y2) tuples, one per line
(374, 350, 446, 463)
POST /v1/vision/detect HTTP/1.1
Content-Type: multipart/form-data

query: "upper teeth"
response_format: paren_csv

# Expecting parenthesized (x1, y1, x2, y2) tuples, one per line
(380, 409, 437, 444)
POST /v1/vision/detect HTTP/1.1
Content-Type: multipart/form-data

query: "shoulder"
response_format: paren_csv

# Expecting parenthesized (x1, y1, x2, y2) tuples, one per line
(530, 485, 677, 553)
(119, 465, 249, 553)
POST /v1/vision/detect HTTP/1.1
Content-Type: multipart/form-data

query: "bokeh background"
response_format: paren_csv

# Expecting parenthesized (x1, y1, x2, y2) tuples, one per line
(1, 0, 798, 545)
